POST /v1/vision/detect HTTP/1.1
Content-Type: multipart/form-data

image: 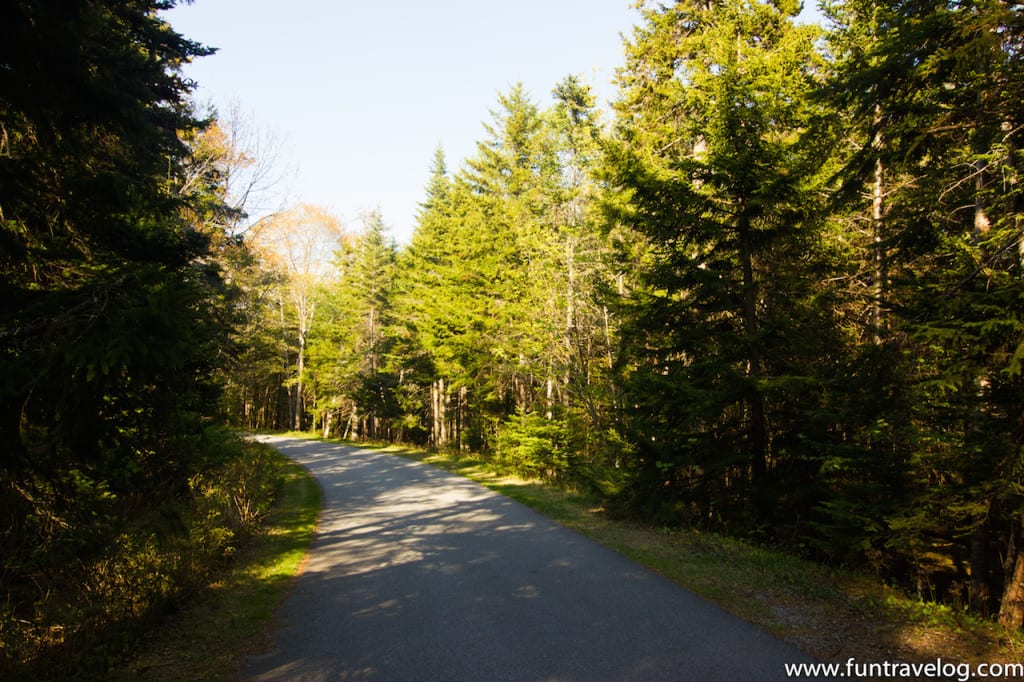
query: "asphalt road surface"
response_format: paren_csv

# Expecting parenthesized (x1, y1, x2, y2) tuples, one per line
(243, 436, 821, 681)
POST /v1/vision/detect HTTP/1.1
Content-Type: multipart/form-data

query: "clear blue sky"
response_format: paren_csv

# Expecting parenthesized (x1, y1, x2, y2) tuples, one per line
(163, 1, 641, 243)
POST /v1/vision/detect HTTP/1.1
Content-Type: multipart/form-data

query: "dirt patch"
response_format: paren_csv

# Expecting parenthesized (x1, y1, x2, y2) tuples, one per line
(753, 580, 1023, 671)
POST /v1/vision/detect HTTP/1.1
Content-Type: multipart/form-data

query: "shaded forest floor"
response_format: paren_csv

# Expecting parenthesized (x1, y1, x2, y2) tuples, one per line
(376, 442, 1024, 670)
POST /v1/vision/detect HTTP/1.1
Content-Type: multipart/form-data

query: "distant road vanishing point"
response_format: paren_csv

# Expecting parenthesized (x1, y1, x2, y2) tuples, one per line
(243, 436, 820, 681)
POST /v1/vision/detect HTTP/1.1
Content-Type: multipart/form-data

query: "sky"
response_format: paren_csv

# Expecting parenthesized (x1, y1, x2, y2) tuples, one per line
(162, 1, 642, 243)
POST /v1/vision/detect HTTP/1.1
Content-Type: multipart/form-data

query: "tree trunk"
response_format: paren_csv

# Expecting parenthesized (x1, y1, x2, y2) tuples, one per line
(279, 294, 293, 429)
(458, 384, 468, 450)
(432, 378, 447, 448)
(431, 380, 438, 447)
(349, 404, 360, 441)
(999, 513, 1024, 629)
(738, 210, 767, 486)
(872, 153, 886, 345)
(566, 239, 576, 350)
(545, 377, 554, 421)
(322, 410, 333, 439)
(969, 502, 995, 615)
(294, 330, 305, 430)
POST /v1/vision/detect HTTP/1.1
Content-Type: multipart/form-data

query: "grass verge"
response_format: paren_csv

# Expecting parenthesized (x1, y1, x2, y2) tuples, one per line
(377, 442, 1024, 667)
(111, 452, 321, 681)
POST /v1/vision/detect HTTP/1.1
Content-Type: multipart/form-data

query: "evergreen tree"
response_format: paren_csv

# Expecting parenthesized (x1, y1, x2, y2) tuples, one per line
(607, 0, 828, 524)
(0, 0, 239, 637)
(826, 0, 1024, 621)
(0, 0, 225, 507)
(397, 87, 561, 451)
(309, 209, 398, 440)
(395, 148, 479, 448)
(498, 76, 622, 484)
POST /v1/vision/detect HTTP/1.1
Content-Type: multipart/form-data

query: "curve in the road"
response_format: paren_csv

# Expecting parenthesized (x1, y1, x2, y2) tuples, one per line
(243, 436, 821, 681)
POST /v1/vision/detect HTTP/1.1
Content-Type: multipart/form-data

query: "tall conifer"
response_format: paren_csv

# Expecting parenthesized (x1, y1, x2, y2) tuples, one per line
(608, 0, 827, 523)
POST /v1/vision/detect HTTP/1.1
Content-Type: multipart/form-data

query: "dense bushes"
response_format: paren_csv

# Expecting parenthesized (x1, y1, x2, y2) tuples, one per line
(0, 431, 285, 679)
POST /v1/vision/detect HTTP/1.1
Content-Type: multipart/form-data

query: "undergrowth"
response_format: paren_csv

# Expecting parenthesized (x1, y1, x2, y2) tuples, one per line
(0, 428, 286, 680)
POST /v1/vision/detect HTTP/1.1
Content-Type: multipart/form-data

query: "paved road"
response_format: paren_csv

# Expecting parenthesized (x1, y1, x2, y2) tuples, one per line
(244, 436, 819, 681)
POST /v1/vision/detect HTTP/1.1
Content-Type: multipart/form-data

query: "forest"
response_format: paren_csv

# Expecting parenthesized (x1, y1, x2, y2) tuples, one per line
(2, 0, 1024, 667)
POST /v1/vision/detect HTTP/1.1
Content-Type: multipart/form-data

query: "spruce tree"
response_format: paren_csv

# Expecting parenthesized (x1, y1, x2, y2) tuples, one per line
(0, 0, 223, 499)
(824, 0, 1024, 617)
(309, 209, 398, 440)
(608, 0, 827, 524)
(0, 1, 237, 636)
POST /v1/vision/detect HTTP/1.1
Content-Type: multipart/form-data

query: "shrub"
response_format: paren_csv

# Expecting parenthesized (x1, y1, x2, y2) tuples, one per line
(0, 428, 286, 679)
(494, 410, 571, 482)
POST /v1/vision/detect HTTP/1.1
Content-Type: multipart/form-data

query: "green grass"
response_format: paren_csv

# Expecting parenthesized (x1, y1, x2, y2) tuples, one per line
(112, 454, 321, 681)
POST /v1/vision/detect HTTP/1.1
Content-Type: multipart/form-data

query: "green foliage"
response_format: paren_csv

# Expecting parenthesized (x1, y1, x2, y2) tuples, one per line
(205, 0, 1024, 631)
(495, 410, 573, 482)
(0, 2, 299, 675)
(215, 243, 291, 431)
(110, 453, 320, 681)
(1, 0, 234, 528)
(608, 0, 832, 527)
(306, 209, 400, 439)
(0, 431, 286, 679)
(189, 434, 285, 560)
(817, 0, 1024, 622)
(377, 80, 620, 459)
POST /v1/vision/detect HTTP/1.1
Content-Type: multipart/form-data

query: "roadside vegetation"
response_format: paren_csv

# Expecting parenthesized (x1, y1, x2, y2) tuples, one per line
(112, 443, 320, 681)
(0, 433, 318, 680)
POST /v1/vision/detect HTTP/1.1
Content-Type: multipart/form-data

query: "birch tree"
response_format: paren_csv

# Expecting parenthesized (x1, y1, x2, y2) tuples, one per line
(249, 204, 346, 429)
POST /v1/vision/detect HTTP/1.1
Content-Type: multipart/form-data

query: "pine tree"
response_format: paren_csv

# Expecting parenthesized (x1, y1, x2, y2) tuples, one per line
(397, 87, 563, 451)
(498, 76, 622, 485)
(0, 1, 241, 635)
(608, 0, 828, 524)
(0, 0, 224, 498)
(395, 147, 475, 448)
(309, 209, 398, 440)
(825, 0, 1024, 618)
